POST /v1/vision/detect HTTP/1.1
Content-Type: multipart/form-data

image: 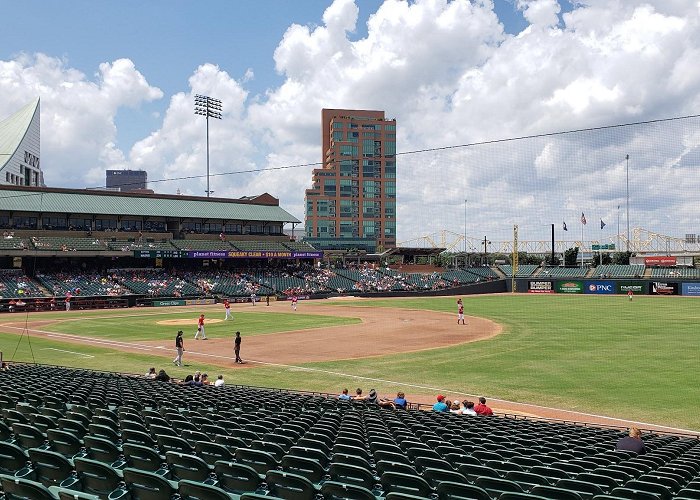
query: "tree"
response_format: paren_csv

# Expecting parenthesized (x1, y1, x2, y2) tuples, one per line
(612, 251, 631, 264)
(564, 246, 579, 267)
(594, 252, 612, 266)
(545, 254, 561, 266)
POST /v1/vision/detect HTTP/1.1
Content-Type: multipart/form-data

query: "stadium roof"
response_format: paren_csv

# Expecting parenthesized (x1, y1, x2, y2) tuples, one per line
(0, 186, 301, 223)
(0, 99, 40, 171)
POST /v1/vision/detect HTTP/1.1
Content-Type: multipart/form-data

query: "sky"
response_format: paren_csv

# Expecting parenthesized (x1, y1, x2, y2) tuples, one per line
(1, 0, 700, 246)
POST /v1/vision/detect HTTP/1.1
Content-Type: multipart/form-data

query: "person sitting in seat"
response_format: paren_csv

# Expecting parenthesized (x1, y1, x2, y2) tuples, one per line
(338, 388, 352, 401)
(462, 400, 477, 416)
(616, 427, 646, 455)
(433, 395, 448, 412)
(474, 396, 494, 416)
(393, 392, 407, 409)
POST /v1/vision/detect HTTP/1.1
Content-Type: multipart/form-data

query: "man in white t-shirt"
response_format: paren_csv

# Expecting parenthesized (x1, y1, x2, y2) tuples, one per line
(214, 375, 225, 387)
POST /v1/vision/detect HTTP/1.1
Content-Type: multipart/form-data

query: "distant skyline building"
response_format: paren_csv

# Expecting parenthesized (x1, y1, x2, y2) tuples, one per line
(106, 169, 148, 191)
(305, 109, 396, 252)
(0, 98, 44, 188)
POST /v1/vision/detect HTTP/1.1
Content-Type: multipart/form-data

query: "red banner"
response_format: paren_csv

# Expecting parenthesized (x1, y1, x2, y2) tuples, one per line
(645, 256, 677, 267)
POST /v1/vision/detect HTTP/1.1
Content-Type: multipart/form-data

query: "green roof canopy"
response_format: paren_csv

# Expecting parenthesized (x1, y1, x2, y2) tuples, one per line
(0, 187, 300, 223)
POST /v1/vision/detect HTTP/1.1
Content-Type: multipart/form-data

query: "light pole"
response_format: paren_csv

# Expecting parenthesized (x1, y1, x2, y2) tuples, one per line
(617, 204, 620, 252)
(194, 94, 222, 197)
(626, 154, 630, 251)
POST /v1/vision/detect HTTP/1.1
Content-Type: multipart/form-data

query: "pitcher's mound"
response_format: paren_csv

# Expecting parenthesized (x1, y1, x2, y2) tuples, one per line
(157, 318, 225, 326)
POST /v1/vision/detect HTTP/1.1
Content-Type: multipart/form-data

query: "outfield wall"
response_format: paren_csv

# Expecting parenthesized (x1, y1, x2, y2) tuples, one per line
(508, 278, 700, 296)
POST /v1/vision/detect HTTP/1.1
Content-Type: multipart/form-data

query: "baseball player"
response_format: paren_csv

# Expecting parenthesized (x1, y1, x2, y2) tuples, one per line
(291, 295, 298, 311)
(173, 331, 184, 366)
(194, 314, 208, 340)
(223, 299, 232, 320)
(457, 298, 465, 325)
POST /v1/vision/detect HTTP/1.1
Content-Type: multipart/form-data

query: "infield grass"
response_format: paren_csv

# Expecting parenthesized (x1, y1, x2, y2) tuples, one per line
(1, 294, 698, 430)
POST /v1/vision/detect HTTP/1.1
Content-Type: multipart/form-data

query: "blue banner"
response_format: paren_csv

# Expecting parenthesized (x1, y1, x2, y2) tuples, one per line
(584, 280, 616, 294)
(682, 283, 700, 296)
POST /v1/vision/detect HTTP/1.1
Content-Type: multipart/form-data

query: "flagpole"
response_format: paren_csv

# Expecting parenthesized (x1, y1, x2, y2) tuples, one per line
(617, 205, 620, 251)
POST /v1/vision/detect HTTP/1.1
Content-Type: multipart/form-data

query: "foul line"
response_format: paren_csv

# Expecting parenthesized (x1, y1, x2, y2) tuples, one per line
(41, 348, 94, 358)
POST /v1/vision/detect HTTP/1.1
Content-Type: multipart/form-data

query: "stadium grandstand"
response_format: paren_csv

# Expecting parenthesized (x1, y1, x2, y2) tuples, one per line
(1, 363, 700, 499)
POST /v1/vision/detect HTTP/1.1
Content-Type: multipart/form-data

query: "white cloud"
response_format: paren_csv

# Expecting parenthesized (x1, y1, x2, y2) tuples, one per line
(3, 0, 700, 246)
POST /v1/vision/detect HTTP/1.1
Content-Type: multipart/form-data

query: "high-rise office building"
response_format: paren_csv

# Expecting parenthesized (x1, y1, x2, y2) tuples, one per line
(305, 109, 396, 252)
(106, 169, 148, 191)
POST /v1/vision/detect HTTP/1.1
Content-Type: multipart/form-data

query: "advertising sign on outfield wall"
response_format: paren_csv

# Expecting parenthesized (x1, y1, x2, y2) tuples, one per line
(584, 281, 615, 294)
(651, 282, 679, 295)
(617, 282, 647, 294)
(154, 300, 186, 307)
(681, 283, 700, 296)
(528, 281, 554, 293)
(556, 281, 583, 293)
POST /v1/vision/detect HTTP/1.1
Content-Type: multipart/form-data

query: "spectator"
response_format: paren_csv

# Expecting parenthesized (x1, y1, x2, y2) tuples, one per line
(393, 392, 407, 410)
(474, 396, 494, 416)
(338, 388, 352, 401)
(201, 373, 209, 385)
(214, 375, 225, 387)
(145, 367, 156, 379)
(181, 374, 195, 386)
(462, 400, 477, 416)
(433, 395, 448, 412)
(352, 388, 364, 400)
(192, 375, 203, 387)
(450, 400, 462, 414)
(155, 369, 170, 382)
(616, 427, 646, 455)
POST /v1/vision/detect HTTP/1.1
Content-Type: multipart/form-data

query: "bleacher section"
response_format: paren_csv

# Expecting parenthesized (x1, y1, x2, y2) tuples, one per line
(651, 268, 700, 278)
(0, 270, 44, 298)
(187, 271, 263, 297)
(171, 240, 235, 251)
(1, 364, 699, 500)
(30, 237, 107, 252)
(0, 237, 28, 250)
(539, 267, 589, 278)
(466, 267, 500, 279)
(593, 264, 645, 278)
(498, 264, 539, 277)
(107, 240, 177, 252)
(34, 272, 127, 297)
(113, 269, 202, 297)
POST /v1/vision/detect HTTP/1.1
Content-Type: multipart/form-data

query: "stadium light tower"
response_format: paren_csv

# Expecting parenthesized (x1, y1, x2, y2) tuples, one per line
(194, 94, 222, 197)
(625, 154, 630, 251)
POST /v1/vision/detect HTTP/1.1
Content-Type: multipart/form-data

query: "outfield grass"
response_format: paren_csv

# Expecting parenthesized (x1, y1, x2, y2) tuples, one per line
(1, 294, 698, 430)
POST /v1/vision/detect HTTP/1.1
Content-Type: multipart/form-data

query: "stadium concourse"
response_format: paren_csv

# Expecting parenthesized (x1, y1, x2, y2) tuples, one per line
(1, 364, 700, 499)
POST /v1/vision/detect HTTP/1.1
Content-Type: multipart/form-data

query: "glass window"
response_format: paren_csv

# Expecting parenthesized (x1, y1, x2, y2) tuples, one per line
(120, 219, 142, 231)
(385, 181, 396, 198)
(363, 180, 377, 198)
(333, 122, 344, 129)
(340, 200, 352, 217)
(385, 124, 396, 131)
(144, 221, 166, 232)
(362, 201, 374, 217)
(68, 217, 92, 230)
(324, 180, 336, 196)
(349, 131, 358, 143)
(385, 141, 396, 157)
(203, 222, 222, 233)
(385, 161, 396, 178)
(384, 221, 396, 237)
(339, 221, 354, 238)
(182, 222, 202, 233)
(43, 216, 67, 229)
(385, 201, 396, 218)
(340, 160, 355, 177)
(362, 220, 375, 237)
(339, 179, 353, 197)
(14, 216, 37, 229)
(333, 131, 343, 141)
(95, 219, 118, 230)
(340, 145, 358, 156)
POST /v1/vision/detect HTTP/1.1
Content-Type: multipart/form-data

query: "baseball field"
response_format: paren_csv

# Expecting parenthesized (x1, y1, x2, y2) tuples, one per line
(0, 293, 698, 432)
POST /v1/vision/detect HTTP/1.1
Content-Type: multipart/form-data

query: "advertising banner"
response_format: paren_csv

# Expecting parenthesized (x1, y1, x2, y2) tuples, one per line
(135, 250, 323, 259)
(153, 299, 186, 307)
(651, 282, 679, 295)
(584, 281, 615, 294)
(185, 298, 216, 306)
(528, 281, 554, 293)
(616, 281, 647, 294)
(681, 283, 700, 296)
(556, 281, 584, 294)
(645, 256, 677, 267)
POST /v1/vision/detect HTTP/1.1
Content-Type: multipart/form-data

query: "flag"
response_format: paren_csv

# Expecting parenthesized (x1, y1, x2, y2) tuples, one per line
(581, 212, 587, 225)
(563, 221, 568, 231)
(600, 219, 606, 229)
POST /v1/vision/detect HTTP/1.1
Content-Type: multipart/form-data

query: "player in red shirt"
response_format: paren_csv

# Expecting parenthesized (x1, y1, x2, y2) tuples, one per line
(457, 298, 465, 325)
(195, 314, 208, 340)
(223, 299, 232, 320)
(628, 290, 633, 301)
(291, 295, 298, 311)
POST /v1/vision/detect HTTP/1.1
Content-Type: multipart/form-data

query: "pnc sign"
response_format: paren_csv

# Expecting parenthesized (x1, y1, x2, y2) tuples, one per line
(584, 281, 615, 294)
